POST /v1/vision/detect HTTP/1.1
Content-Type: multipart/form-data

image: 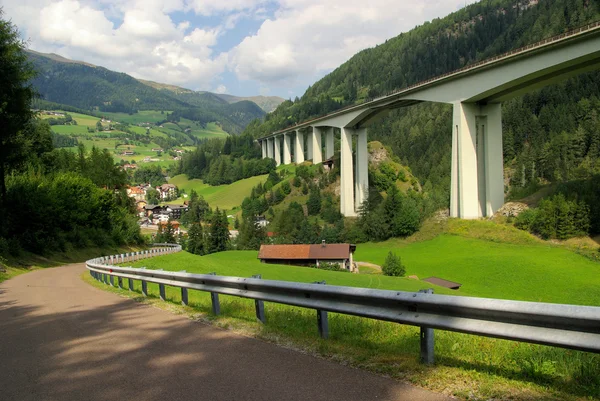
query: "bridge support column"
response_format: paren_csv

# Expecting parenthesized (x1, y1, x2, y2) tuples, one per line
(451, 102, 504, 219)
(274, 135, 281, 166)
(307, 130, 314, 161)
(325, 128, 334, 159)
(267, 138, 273, 159)
(355, 128, 368, 209)
(340, 127, 356, 217)
(283, 133, 292, 165)
(260, 140, 266, 159)
(312, 127, 323, 164)
(295, 130, 305, 164)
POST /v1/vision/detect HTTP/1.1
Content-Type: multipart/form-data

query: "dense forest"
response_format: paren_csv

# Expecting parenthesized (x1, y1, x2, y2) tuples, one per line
(27, 52, 266, 134)
(0, 15, 143, 257)
(173, 134, 275, 185)
(244, 0, 600, 233)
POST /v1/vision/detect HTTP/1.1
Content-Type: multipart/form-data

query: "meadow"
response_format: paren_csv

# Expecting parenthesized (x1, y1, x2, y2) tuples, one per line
(89, 231, 600, 400)
(354, 234, 600, 305)
(100, 110, 170, 125)
(168, 174, 270, 210)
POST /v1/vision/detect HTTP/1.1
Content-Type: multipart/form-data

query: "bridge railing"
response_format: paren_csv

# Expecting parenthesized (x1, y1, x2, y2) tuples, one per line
(267, 20, 600, 137)
(86, 246, 600, 364)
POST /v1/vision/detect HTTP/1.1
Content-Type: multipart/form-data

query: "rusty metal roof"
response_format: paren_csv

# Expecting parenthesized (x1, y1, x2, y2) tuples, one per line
(422, 277, 462, 290)
(258, 244, 354, 260)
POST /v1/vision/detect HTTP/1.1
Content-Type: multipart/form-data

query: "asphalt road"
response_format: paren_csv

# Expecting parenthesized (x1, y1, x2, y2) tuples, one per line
(0, 264, 451, 401)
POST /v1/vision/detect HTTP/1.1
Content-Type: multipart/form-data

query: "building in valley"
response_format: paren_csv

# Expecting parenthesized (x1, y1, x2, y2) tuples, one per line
(258, 242, 357, 272)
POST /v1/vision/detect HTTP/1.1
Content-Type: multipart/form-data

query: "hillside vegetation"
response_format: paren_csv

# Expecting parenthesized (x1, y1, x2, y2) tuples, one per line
(244, 0, 600, 224)
(102, 219, 600, 401)
(28, 51, 265, 134)
(168, 173, 270, 211)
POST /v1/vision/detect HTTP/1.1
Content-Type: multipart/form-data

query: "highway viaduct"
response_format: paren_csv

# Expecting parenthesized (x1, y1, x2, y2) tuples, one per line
(258, 22, 600, 218)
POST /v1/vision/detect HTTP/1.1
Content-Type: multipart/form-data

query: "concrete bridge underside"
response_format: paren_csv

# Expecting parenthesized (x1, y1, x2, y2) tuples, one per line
(259, 24, 600, 218)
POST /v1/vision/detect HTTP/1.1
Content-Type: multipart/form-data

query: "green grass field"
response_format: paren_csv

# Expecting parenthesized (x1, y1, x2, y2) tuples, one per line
(101, 110, 171, 125)
(40, 111, 101, 127)
(157, 120, 229, 141)
(50, 125, 90, 135)
(169, 173, 270, 210)
(96, 237, 600, 400)
(129, 250, 458, 294)
(355, 234, 600, 305)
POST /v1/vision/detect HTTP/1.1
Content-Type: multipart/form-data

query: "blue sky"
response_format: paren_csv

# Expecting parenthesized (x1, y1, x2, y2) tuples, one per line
(3, 0, 478, 99)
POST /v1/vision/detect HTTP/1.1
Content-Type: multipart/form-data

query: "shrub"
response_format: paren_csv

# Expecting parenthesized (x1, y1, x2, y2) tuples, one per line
(311, 262, 349, 272)
(382, 251, 406, 277)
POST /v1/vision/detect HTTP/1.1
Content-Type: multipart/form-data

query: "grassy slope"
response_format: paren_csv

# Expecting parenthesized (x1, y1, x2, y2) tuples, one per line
(130, 250, 458, 295)
(355, 234, 600, 305)
(169, 174, 269, 210)
(111, 224, 600, 400)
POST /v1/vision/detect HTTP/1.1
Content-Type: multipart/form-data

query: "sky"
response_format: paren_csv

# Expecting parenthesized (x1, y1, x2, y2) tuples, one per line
(3, 0, 479, 99)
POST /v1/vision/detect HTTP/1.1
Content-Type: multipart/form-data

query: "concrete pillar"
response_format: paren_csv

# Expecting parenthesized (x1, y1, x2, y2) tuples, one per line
(283, 133, 292, 165)
(340, 127, 356, 217)
(261, 140, 267, 159)
(307, 130, 313, 161)
(312, 127, 323, 164)
(267, 138, 273, 159)
(274, 135, 281, 166)
(355, 128, 368, 210)
(481, 103, 504, 217)
(325, 128, 334, 160)
(450, 102, 504, 219)
(295, 130, 305, 164)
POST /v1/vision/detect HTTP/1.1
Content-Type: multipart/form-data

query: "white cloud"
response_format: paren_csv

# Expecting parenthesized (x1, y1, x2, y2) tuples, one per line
(229, 0, 479, 86)
(185, 0, 268, 16)
(2, 0, 481, 96)
(3, 0, 226, 90)
(215, 84, 227, 94)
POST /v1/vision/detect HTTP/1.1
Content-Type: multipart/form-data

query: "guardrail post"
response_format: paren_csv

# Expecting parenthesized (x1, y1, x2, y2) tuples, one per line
(118, 276, 123, 289)
(141, 267, 148, 296)
(180, 271, 188, 306)
(314, 281, 329, 339)
(128, 277, 134, 291)
(252, 274, 266, 323)
(109, 274, 114, 287)
(419, 289, 435, 365)
(209, 272, 220, 315)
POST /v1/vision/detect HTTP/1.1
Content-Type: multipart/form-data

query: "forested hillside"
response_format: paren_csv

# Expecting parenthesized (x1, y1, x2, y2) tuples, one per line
(28, 52, 266, 134)
(244, 0, 600, 223)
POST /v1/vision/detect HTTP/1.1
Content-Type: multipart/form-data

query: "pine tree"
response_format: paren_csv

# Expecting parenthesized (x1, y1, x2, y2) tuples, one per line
(207, 208, 230, 254)
(306, 187, 321, 215)
(187, 223, 205, 255)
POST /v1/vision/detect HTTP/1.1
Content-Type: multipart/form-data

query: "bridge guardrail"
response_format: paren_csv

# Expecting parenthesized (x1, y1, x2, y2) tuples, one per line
(266, 20, 600, 138)
(86, 244, 600, 364)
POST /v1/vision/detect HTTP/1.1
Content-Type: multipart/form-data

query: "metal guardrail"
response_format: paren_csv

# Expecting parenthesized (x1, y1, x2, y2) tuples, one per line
(86, 245, 600, 364)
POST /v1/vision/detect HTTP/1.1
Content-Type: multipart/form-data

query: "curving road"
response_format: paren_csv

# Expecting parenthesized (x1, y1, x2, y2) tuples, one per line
(0, 264, 451, 401)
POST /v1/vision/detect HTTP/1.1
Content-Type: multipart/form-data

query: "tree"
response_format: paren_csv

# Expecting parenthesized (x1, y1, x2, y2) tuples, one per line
(236, 216, 266, 250)
(207, 208, 230, 253)
(187, 222, 205, 255)
(156, 220, 176, 243)
(146, 188, 160, 204)
(96, 120, 103, 132)
(306, 187, 321, 215)
(0, 12, 37, 203)
(382, 251, 406, 277)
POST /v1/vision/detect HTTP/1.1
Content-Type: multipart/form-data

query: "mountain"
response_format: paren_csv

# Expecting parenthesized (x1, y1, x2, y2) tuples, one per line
(27, 51, 266, 134)
(214, 94, 285, 113)
(137, 78, 284, 113)
(245, 0, 600, 214)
